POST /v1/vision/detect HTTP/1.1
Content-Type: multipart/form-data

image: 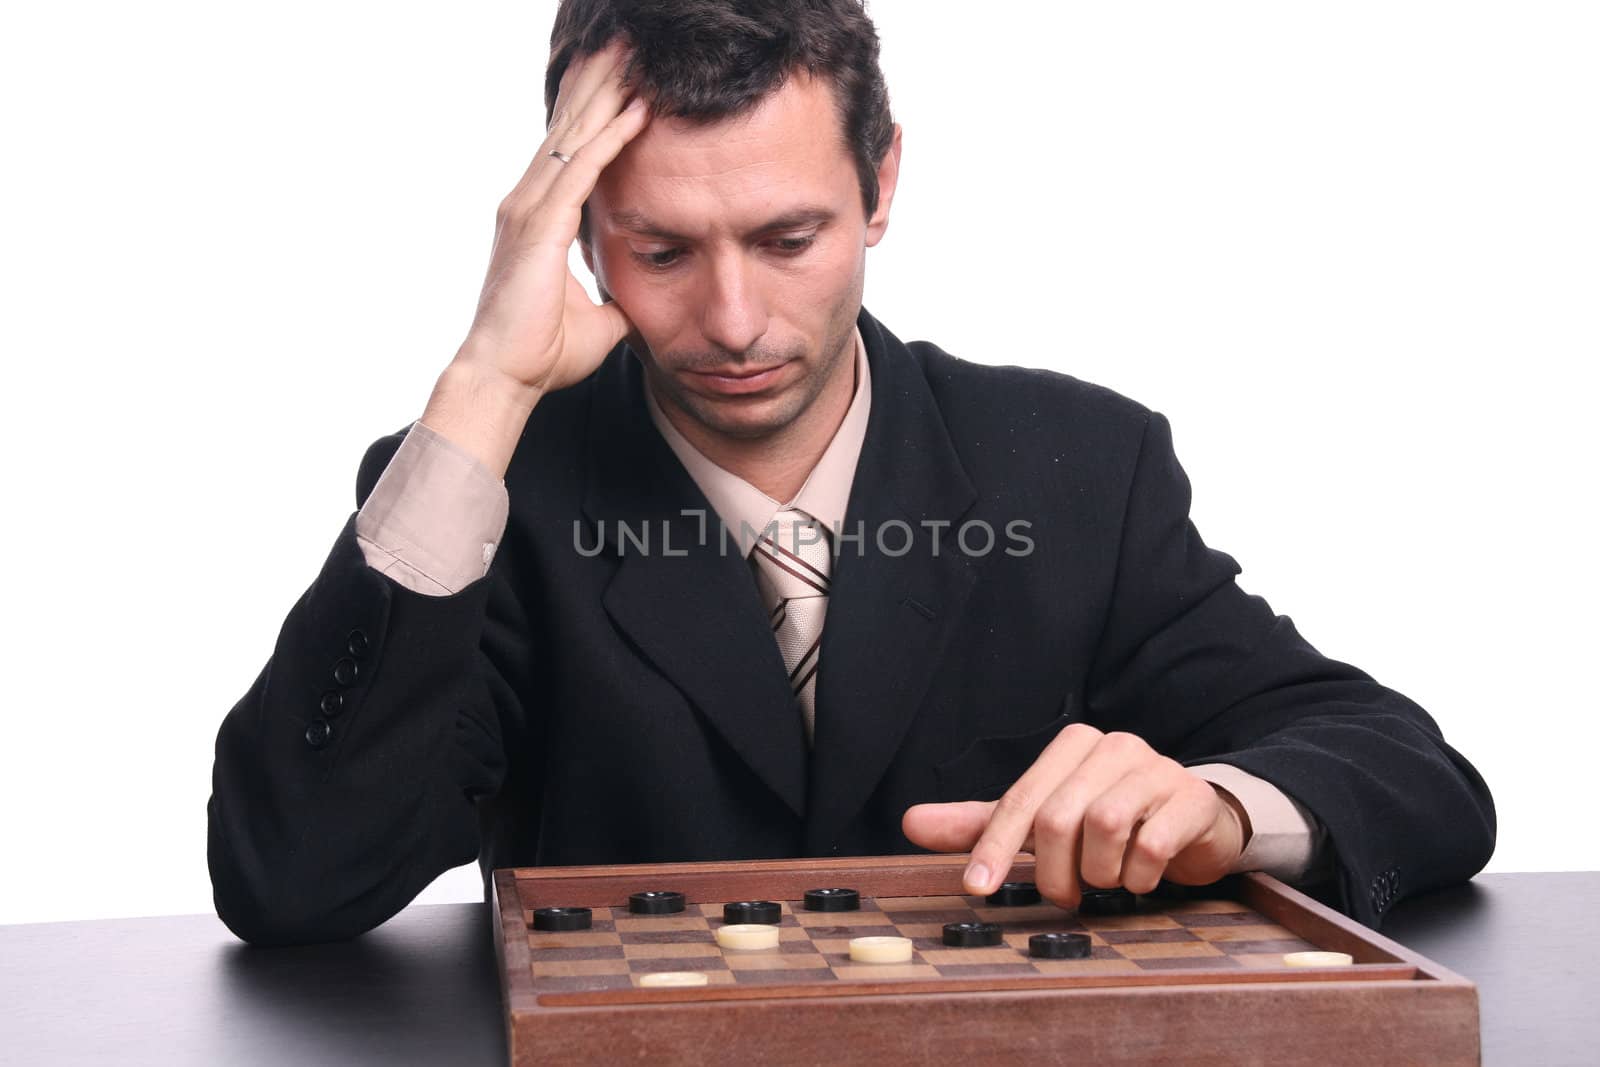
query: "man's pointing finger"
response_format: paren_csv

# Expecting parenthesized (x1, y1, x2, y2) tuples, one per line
(961, 724, 1102, 896)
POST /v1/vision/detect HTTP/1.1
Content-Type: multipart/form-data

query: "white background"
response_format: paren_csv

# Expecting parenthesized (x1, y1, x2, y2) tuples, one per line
(1, 1, 1594, 926)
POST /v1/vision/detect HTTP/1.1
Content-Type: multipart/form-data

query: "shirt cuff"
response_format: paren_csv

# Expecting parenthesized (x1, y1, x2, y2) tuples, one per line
(355, 420, 510, 596)
(1187, 763, 1325, 884)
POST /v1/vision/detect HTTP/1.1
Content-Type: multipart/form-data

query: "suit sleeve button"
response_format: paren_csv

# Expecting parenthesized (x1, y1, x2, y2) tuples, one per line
(305, 719, 334, 749)
(347, 629, 369, 658)
(319, 690, 344, 716)
(333, 657, 359, 686)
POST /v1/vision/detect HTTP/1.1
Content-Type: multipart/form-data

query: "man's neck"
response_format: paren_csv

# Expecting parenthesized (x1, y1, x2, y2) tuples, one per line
(653, 345, 858, 503)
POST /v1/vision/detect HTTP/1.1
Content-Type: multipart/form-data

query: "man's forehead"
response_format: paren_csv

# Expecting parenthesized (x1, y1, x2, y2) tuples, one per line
(626, 84, 843, 174)
(592, 74, 855, 235)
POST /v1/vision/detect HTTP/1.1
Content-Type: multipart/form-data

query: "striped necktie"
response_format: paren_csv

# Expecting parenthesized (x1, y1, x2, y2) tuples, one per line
(750, 507, 832, 746)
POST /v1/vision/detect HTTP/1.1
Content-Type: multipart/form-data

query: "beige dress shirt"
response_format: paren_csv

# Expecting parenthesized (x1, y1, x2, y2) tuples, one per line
(354, 327, 1324, 881)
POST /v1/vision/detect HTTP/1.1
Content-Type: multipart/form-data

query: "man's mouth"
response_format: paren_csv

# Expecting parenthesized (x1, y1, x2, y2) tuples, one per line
(687, 362, 790, 395)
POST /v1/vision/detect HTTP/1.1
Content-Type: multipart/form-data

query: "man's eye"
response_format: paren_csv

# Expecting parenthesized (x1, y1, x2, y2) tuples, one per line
(630, 235, 814, 271)
(634, 249, 683, 270)
(771, 235, 816, 254)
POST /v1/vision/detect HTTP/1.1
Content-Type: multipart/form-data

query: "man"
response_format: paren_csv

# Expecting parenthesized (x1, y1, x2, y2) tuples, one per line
(207, 0, 1494, 947)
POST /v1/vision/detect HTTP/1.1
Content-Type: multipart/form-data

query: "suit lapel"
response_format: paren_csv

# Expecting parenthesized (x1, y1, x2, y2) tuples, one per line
(583, 348, 808, 819)
(805, 310, 981, 853)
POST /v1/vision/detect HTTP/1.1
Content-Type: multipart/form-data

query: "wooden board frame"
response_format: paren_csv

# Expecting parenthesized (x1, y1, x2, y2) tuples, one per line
(492, 854, 1478, 1065)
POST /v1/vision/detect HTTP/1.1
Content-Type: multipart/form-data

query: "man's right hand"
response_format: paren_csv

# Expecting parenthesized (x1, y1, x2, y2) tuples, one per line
(420, 38, 652, 476)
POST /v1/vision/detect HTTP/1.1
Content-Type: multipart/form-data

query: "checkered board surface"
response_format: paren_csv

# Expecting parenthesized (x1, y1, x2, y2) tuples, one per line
(523, 892, 1323, 994)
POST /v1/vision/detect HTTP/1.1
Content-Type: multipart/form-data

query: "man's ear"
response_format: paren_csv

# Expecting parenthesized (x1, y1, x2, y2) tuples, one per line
(580, 233, 611, 301)
(580, 237, 618, 304)
(865, 123, 903, 248)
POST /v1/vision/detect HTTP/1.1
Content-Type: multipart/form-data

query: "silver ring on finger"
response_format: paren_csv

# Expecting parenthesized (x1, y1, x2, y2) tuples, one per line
(548, 148, 574, 164)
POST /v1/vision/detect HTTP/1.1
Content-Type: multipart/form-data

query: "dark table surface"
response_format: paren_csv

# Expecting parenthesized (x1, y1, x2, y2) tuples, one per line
(2, 872, 1595, 1066)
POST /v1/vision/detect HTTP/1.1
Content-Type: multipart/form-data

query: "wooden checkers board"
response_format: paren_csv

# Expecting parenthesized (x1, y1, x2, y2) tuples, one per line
(492, 854, 1478, 1065)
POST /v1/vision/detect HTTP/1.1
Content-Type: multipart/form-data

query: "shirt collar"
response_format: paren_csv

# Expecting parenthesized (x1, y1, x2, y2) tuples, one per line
(644, 325, 872, 557)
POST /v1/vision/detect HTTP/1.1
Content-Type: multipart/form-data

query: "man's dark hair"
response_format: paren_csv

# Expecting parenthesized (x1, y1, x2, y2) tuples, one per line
(545, 0, 895, 243)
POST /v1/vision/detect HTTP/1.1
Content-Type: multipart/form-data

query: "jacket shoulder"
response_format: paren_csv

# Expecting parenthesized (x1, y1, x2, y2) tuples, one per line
(904, 339, 1154, 451)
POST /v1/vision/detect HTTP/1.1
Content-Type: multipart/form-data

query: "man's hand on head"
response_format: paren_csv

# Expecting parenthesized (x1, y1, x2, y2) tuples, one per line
(902, 724, 1250, 906)
(420, 37, 652, 477)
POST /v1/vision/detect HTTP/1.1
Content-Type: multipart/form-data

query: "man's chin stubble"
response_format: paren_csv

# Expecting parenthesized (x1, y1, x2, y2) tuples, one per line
(668, 387, 809, 442)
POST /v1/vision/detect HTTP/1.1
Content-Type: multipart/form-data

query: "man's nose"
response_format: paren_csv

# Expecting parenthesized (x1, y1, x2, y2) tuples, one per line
(698, 251, 768, 357)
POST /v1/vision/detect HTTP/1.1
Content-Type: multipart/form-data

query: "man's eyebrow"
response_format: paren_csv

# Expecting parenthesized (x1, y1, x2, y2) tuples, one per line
(606, 206, 837, 240)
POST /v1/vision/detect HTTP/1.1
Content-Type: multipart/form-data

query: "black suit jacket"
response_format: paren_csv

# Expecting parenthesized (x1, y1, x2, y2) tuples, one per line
(207, 306, 1494, 945)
